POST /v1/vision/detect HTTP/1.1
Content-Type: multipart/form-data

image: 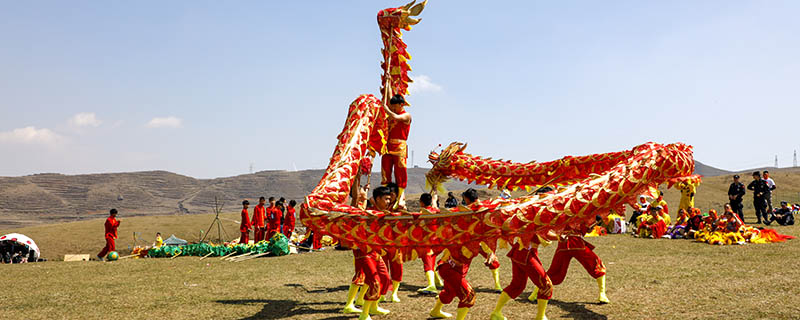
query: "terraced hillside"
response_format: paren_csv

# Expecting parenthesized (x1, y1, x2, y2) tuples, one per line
(1, 160, 783, 228)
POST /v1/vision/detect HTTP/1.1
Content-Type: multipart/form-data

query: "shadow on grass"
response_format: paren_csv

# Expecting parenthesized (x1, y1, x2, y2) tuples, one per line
(547, 299, 608, 320)
(285, 283, 350, 294)
(217, 299, 349, 320)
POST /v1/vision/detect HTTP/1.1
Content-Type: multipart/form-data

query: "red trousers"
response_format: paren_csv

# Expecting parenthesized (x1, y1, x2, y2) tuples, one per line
(312, 232, 321, 250)
(381, 154, 407, 188)
(437, 262, 476, 308)
(421, 253, 436, 272)
(98, 237, 116, 257)
(504, 251, 553, 300)
(547, 247, 606, 285)
(239, 231, 250, 245)
(382, 253, 403, 282)
(254, 228, 265, 243)
(354, 252, 391, 301)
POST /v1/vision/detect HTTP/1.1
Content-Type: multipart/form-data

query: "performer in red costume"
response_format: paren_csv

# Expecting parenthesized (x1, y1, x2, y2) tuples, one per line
(381, 94, 411, 207)
(265, 197, 282, 239)
(490, 240, 553, 320)
(546, 225, 609, 304)
(239, 200, 251, 245)
(429, 245, 476, 320)
(252, 197, 266, 242)
(458, 188, 503, 292)
(342, 186, 394, 320)
(283, 200, 297, 239)
(97, 208, 120, 261)
(417, 193, 443, 294)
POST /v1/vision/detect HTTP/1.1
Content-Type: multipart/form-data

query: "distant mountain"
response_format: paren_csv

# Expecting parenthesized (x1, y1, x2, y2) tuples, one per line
(0, 159, 775, 228)
(694, 160, 732, 177)
(0, 168, 475, 228)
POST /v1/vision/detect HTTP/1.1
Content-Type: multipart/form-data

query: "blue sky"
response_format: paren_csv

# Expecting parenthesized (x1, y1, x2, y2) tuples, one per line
(1, 1, 798, 178)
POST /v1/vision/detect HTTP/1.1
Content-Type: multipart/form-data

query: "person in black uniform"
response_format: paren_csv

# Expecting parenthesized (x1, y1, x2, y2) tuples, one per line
(727, 175, 746, 222)
(747, 171, 770, 224)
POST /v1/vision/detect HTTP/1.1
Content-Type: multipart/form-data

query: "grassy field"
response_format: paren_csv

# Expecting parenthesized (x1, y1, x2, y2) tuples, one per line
(2, 167, 799, 319)
(2, 225, 800, 320)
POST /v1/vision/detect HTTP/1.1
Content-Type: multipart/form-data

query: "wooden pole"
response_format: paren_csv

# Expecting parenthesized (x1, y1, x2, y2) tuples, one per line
(219, 252, 236, 260)
(199, 252, 214, 260)
(233, 252, 269, 262)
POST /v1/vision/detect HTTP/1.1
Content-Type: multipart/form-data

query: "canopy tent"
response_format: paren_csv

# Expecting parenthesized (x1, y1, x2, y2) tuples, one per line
(163, 235, 188, 246)
(0, 233, 40, 263)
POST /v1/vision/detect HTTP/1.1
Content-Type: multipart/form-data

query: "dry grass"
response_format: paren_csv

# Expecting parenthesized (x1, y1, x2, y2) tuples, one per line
(2, 168, 800, 319)
(2, 226, 800, 320)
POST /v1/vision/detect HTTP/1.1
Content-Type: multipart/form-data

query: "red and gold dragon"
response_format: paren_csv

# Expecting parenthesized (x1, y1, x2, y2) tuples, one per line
(299, 1, 696, 259)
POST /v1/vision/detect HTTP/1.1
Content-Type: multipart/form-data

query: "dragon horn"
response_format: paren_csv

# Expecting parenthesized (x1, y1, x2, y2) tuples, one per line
(410, 0, 427, 16)
(403, 0, 416, 10)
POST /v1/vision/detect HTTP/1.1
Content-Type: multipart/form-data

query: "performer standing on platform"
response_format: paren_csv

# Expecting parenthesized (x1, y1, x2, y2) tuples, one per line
(546, 225, 609, 304)
(381, 94, 412, 208)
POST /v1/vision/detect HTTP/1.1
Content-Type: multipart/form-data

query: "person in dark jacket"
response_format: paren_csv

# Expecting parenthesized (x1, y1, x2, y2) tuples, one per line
(747, 171, 770, 224)
(766, 201, 794, 226)
(727, 175, 746, 222)
(444, 192, 458, 209)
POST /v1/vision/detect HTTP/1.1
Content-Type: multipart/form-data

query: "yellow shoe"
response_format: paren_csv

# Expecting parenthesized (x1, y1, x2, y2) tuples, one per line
(489, 292, 511, 320)
(418, 271, 439, 294)
(435, 272, 444, 287)
(359, 300, 373, 320)
(535, 299, 549, 320)
(342, 284, 362, 313)
(597, 275, 610, 304)
(370, 301, 390, 315)
(341, 304, 362, 314)
(455, 307, 469, 320)
(491, 268, 502, 292)
(429, 298, 452, 318)
(527, 286, 539, 302)
(356, 284, 367, 306)
(389, 280, 401, 302)
(490, 312, 507, 320)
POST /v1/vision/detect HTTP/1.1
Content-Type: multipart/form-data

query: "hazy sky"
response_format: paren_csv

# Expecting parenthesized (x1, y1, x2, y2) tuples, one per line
(1, 1, 798, 178)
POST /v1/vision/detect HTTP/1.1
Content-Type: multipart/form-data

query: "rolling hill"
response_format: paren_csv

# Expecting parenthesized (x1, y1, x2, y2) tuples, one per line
(1, 160, 793, 229)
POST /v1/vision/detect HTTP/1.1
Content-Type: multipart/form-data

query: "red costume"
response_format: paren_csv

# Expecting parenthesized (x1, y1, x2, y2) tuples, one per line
(503, 242, 553, 300)
(266, 206, 282, 239)
(437, 248, 476, 308)
(353, 249, 391, 300)
(97, 216, 120, 258)
(239, 208, 251, 244)
(252, 204, 266, 242)
(283, 207, 296, 239)
(382, 249, 403, 282)
(547, 233, 606, 285)
(381, 110, 410, 188)
(420, 206, 440, 272)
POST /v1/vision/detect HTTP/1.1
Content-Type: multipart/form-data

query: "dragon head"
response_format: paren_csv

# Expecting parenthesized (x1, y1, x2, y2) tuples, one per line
(378, 0, 427, 30)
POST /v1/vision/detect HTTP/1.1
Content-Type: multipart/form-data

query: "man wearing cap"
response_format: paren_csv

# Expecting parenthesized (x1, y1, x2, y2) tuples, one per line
(766, 202, 794, 226)
(97, 208, 120, 261)
(381, 94, 412, 208)
(727, 175, 746, 222)
(747, 171, 771, 224)
(239, 200, 251, 245)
